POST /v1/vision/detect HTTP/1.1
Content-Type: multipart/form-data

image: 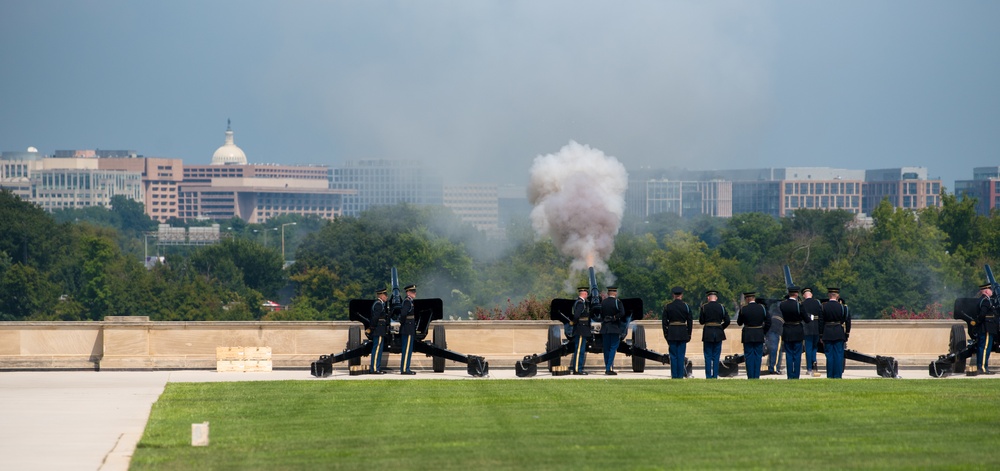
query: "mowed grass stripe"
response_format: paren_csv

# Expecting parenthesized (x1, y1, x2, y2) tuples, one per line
(131, 379, 1000, 470)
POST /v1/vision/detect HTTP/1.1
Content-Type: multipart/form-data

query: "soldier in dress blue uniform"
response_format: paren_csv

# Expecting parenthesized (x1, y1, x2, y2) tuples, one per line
(976, 283, 998, 374)
(819, 287, 850, 378)
(600, 286, 626, 375)
(369, 288, 389, 374)
(662, 287, 693, 379)
(736, 292, 769, 379)
(699, 290, 730, 379)
(779, 286, 810, 379)
(801, 288, 823, 377)
(569, 286, 591, 375)
(399, 284, 418, 375)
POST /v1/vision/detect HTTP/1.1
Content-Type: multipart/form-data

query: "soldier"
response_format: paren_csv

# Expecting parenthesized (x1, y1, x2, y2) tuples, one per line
(764, 301, 784, 375)
(801, 288, 823, 377)
(399, 284, 418, 375)
(569, 286, 591, 375)
(600, 286, 626, 375)
(369, 288, 389, 374)
(699, 290, 730, 379)
(976, 283, 997, 374)
(662, 286, 693, 379)
(819, 287, 850, 378)
(779, 286, 810, 379)
(736, 292, 770, 379)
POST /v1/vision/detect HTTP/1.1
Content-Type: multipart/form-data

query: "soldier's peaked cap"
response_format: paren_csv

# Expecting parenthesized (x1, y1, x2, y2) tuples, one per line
(404, 284, 416, 291)
(802, 287, 812, 293)
(980, 283, 992, 290)
(671, 286, 684, 295)
(787, 286, 800, 293)
(375, 288, 387, 295)
(577, 286, 589, 292)
(743, 291, 756, 297)
(607, 286, 618, 291)
(827, 287, 840, 294)
(705, 290, 719, 296)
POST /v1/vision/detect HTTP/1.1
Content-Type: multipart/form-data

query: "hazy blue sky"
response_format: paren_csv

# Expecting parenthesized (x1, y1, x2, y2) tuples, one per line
(2, 1, 997, 188)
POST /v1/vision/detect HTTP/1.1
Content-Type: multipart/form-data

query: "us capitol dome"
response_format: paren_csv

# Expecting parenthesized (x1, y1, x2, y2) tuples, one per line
(211, 119, 248, 165)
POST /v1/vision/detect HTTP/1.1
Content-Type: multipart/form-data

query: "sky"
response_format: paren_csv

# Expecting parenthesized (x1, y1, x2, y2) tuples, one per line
(1, 1, 998, 189)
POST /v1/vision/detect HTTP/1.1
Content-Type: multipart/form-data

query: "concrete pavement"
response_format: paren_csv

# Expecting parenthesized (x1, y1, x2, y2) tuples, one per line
(0, 365, 994, 471)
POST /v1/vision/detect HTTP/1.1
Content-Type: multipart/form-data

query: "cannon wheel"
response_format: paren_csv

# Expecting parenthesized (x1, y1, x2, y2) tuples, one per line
(433, 325, 447, 373)
(949, 324, 967, 373)
(631, 325, 647, 373)
(347, 326, 361, 367)
(547, 325, 562, 372)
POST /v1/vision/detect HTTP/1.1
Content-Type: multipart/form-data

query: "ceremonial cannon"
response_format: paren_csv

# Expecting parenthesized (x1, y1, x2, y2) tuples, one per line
(514, 267, 692, 377)
(929, 264, 1000, 377)
(310, 268, 489, 377)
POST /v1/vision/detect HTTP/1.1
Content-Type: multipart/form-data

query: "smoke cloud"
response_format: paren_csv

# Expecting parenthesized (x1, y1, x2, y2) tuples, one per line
(528, 141, 628, 277)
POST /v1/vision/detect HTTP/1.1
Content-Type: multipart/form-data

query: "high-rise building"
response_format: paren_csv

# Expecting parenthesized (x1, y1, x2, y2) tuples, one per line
(955, 166, 1000, 216)
(330, 159, 443, 217)
(443, 184, 500, 234)
(862, 167, 941, 214)
(641, 180, 733, 218)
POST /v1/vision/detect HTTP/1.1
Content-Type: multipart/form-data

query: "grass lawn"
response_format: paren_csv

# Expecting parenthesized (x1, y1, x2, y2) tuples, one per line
(131, 378, 1000, 470)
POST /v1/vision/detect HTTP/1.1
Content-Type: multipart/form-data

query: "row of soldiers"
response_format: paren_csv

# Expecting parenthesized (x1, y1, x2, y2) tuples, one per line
(662, 286, 851, 379)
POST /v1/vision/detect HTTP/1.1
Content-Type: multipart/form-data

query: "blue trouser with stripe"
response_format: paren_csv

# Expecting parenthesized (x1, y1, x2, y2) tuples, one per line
(785, 341, 803, 379)
(978, 331, 994, 371)
(825, 340, 845, 378)
(602, 334, 620, 372)
(744, 342, 764, 379)
(703, 341, 722, 378)
(370, 335, 385, 372)
(400, 331, 414, 373)
(668, 341, 687, 379)
(804, 335, 819, 371)
(570, 335, 587, 372)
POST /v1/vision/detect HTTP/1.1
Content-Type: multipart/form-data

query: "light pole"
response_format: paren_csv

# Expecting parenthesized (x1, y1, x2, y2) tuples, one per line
(281, 222, 297, 264)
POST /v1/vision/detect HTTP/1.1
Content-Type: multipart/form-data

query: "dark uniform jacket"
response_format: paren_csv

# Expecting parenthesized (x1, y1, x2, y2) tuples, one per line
(737, 302, 769, 344)
(819, 299, 850, 342)
(371, 299, 388, 337)
(662, 299, 693, 343)
(699, 301, 730, 343)
(600, 296, 625, 335)
(779, 297, 810, 343)
(400, 296, 416, 336)
(569, 297, 591, 338)
(979, 295, 999, 335)
(801, 298, 822, 337)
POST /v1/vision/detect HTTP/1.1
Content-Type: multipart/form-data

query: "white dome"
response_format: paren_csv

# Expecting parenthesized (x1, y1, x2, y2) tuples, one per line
(211, 122, 248, 165)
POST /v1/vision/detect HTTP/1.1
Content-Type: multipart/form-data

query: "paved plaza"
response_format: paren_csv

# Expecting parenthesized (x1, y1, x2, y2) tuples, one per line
(0, 366, 993, 470)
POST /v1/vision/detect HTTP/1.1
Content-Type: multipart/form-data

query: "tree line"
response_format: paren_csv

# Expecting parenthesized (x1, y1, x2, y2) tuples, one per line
(1, 189, 996, 322)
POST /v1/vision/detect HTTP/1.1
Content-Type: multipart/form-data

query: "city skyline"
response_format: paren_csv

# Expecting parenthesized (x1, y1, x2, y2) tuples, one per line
(2, 2, 998, 189)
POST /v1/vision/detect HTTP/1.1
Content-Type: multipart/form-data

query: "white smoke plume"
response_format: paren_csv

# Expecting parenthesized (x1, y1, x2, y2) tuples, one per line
(528, 141, 628, 278)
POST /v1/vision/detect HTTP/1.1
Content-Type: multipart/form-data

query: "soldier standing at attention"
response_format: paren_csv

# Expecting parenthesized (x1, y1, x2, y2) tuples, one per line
(600, 286, 626, 375)
(369, 288, 389, 375)
(819, 288, 850, 378)
(399, 284, 418, 375)
(801, 288, 823, 377)
(736, 292, 769, 379)
(779, 286, 810, 379)
(569, 286, 591, 375)
(662, 287, 693, 379)
(976, 283, 997, 374)
(699, 290, 730, 379)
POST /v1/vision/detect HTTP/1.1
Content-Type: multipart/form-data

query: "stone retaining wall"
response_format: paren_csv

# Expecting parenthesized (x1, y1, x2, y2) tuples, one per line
(0, 318, 963, 371)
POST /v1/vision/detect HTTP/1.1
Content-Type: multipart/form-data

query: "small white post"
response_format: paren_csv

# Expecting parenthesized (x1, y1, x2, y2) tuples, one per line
(191, 422, 210, 446)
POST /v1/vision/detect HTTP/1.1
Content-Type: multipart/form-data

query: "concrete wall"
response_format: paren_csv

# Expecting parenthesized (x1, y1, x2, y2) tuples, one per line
(0, 318, 963, 371)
